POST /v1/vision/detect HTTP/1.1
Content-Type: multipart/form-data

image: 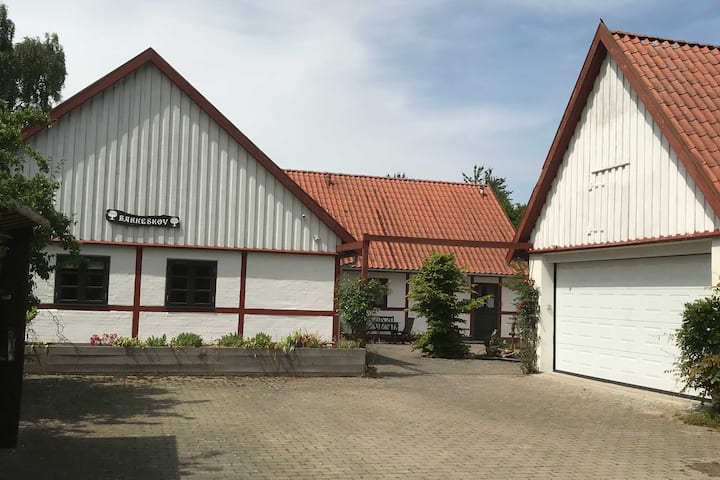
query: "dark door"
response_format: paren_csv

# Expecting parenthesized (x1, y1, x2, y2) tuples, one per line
(472, 283, 498, 341)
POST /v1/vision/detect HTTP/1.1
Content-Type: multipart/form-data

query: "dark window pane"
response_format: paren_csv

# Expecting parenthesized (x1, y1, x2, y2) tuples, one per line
(170, 263, 189, 276)
(85, 288, 104, 302)
(195, 278, 213, 290)
(87, 260, 106, 270)
(86, 273, 105, 287)
(195, 264, 214, 277)
(194, 291, 212, 305)
(171, 277, 188, 289)
(169, 290, 187, 304)
(59, 272, 79, 286)
(59, 287, 78, 301)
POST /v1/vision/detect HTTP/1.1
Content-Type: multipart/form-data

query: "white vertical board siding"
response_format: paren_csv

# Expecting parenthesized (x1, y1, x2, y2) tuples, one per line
(27, 64, 340, 252)
(244, 253, 335, 310)
(532, 57, 720, 249)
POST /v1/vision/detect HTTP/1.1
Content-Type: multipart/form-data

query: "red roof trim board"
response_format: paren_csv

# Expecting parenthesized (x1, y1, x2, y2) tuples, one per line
(24, 48, 355, 245)
(509, 22, 720, 259)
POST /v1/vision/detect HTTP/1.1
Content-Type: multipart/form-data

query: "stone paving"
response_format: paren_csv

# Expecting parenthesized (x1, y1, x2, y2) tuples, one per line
(1, 344, 719, 479)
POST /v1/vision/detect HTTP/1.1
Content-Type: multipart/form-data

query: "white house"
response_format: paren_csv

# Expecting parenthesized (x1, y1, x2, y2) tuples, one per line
(288, 170, 520, 339)
(510, 23, 720, 393)
(25, 48, 355, 344)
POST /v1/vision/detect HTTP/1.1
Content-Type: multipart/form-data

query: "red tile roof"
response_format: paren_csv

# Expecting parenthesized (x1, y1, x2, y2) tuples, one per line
(287, 171, 515, 274)
(511, 23, 720, 258)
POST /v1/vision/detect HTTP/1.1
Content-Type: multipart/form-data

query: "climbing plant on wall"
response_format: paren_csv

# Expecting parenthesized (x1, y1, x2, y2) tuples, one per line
(505, 260, 540, 374)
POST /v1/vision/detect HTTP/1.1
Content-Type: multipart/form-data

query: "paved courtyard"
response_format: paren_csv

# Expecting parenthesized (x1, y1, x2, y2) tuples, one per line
(1, 344, 719, 479)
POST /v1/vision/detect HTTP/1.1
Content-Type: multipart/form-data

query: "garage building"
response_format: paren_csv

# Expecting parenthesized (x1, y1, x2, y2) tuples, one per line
(511, 23, 720, 393)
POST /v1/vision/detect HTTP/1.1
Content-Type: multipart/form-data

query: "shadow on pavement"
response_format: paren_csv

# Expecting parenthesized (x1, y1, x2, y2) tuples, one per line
(0, 375, 209, 479)
(2, 433, 181, 479)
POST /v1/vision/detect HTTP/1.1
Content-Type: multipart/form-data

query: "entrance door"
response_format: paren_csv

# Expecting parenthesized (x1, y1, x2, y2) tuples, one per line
(472, 283, 498, 341)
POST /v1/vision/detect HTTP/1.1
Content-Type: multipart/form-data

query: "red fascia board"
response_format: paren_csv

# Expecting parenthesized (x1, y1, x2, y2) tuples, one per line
(509, 23, 609, 261)
(24, 48, 355, 245)
(528, 230, 720, 254)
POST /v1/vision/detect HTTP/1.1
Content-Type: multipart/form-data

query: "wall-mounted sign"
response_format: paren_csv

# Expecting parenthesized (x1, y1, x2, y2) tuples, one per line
(105, 209, 180, 228)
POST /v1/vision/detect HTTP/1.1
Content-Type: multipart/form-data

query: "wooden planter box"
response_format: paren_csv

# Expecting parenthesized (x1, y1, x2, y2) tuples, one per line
(24, 345, 366, 377)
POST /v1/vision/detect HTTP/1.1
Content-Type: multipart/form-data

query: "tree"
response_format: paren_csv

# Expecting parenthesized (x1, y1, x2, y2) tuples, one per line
(0, 4, 66, 112)
(675, 287, 720, 414)
(337, 277, 389, 346)
(409, 252, 485, 358)
(462, 164, 526, 228)
(0, 4, 76, 290)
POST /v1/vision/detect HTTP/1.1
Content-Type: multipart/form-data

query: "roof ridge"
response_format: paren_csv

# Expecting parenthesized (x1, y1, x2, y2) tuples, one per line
(611, 29, 720, 51)
(284, 169, 491, 188)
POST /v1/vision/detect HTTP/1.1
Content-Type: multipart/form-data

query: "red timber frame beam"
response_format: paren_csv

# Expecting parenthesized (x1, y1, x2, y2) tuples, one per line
(338, 234, 533, 282)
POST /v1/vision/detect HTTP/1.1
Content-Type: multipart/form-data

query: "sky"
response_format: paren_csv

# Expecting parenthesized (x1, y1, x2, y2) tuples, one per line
(8, 1, 720, 203)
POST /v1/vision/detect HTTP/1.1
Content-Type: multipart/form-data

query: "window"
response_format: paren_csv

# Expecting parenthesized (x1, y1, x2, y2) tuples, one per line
(165, 259, 217, 308)
(372, 278, 389, 308)
(54, 255, 110, 305)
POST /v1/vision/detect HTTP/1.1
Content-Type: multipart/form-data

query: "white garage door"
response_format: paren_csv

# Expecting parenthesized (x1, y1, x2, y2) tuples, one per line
(555, 254, 710, 392)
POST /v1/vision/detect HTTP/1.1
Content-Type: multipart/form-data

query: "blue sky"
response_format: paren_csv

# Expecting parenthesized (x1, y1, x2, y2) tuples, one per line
(9, 1, 720, 203)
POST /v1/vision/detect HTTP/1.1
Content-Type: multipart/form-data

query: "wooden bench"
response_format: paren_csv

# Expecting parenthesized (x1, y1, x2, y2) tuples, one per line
(367, 316, 399, 342)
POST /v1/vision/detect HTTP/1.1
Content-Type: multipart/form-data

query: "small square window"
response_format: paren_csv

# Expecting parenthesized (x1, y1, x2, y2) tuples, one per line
(54, 255, 110, 305)
(165, 259, 217, 308)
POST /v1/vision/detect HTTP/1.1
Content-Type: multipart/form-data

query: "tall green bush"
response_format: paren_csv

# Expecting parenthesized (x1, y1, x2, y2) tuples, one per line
(337, 276, 389, 346)
(409, 253, 485, 358)
(676, 287, 720, 412)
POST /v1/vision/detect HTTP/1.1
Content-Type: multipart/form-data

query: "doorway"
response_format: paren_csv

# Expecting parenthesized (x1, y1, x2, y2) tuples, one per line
(471, 283, 498, 341)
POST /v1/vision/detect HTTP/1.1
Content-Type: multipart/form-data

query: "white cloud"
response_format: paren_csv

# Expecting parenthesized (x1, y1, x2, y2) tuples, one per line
(9, 0, 547, 192)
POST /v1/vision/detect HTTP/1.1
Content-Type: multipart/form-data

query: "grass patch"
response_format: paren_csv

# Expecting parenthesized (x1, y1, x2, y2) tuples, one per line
(682, 407, 720, 429)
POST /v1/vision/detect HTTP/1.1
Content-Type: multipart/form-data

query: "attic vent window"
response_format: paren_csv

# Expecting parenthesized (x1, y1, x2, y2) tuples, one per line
(591, 162, 629, 175)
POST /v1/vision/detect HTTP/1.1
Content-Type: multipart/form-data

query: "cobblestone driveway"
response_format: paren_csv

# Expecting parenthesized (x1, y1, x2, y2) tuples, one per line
(1, 344, 718, 479)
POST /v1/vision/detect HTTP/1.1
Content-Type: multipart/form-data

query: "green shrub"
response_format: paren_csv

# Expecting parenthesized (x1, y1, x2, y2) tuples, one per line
(116, 336, 142, 347)
(409, 253, 485, 358)
(245, 332, 273, 349)
(281, 331, 326, 352)
(337, 276, 389, 346)
(170, 332, 203, 347)
(676, 288, 720, 413)
(218, 333, 245, 347)
(337, 338, 362, 349)
(145, 334, 168, 347)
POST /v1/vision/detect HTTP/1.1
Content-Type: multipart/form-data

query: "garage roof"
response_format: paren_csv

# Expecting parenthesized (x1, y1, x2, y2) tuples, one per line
(511, 22, 720, 259)
(287, 170, 515, 274)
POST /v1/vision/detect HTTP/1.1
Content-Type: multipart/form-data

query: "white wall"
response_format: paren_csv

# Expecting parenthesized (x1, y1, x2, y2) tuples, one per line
(140, 247, 242, 307)
(531, 56, 720, 250)
(27, 63, 340, 252)
(34, 244, 136, 305)
(138, 312, 237, 343)
(243, 315, 333, 342)
(245, 252, 335, 310)
(28, 310, 133, 343)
